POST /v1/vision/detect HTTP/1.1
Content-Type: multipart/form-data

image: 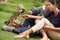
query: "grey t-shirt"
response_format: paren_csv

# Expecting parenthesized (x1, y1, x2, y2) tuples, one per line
(37, 6, 46, 15)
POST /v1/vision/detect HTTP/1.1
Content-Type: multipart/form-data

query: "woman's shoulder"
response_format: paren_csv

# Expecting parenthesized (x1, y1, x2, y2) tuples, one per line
(58, 10, 60, 16)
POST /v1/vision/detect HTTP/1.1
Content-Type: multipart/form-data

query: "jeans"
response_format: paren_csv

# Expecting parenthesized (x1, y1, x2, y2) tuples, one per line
(12, 18, 35, 34)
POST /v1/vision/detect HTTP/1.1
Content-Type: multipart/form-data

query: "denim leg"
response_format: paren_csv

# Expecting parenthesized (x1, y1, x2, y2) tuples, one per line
(12, 18, 35, 34)
(12, 27, 29, 34)
(29, 18, 35, 27)
(23, 18, 35, 27)
(23, 18, 31, 28)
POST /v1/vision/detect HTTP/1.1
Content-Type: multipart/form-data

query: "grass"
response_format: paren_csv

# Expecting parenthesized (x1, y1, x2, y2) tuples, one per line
(0, 0, 43, 40)
(0, 10, 40, 40)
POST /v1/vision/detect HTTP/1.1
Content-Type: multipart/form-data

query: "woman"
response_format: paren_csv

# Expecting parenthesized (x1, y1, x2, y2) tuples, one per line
(15, 0, 60, 40)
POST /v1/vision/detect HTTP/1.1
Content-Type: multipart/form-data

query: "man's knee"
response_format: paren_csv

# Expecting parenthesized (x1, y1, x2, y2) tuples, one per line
(35, 19, 40, 24)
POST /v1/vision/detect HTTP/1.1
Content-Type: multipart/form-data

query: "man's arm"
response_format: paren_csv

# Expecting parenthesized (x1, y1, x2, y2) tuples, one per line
(29, 15, 44, 19)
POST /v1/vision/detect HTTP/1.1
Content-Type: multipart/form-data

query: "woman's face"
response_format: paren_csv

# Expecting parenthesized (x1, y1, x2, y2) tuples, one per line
(45, 2, 50, 12)
(45, 1, 55, 11)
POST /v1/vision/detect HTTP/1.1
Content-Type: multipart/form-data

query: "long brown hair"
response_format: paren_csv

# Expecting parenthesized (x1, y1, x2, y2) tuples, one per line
(56, 1, 60, 10)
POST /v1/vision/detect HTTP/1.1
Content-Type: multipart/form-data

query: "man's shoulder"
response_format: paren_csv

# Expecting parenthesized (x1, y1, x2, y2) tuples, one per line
(41, 6, 45, 10)
(37, 6, 45, 10)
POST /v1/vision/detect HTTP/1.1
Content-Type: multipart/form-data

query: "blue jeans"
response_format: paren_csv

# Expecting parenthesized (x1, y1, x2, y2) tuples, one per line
(12, 18, 35, 34)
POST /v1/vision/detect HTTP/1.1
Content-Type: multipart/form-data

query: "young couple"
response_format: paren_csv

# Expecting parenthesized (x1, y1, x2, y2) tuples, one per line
(15, 0, 60, 40)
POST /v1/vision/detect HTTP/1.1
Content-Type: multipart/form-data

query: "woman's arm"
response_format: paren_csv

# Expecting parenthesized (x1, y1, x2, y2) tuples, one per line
(26, 15, 44, 19)
(30, 15, 44, 19)
(44, 27, 60, 32)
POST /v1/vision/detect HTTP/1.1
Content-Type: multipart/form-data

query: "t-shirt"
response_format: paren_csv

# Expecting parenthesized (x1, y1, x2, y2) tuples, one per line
(31, 6, 46, 16)
(44, 11, 60, 27)
(37, 6, 46, 15)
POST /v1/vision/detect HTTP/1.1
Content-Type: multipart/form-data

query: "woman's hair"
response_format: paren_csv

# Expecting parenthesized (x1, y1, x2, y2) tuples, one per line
(58, 4, 60, 10)
(56, 0, 60, 10)
(48, 0, 60, 9)
(48, 0, 56, 5)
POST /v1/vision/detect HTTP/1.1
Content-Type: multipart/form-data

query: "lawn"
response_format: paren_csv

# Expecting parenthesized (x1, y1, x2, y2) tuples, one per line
(0, 0, 43, 40)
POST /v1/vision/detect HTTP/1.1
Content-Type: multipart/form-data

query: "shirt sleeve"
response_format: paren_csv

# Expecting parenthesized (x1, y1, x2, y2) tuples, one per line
(37, 6, 45, 16)
(58, 11, 60, 16)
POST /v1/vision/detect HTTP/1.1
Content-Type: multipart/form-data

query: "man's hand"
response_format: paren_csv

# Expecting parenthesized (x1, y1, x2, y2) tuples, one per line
(21, 14, 32, 19)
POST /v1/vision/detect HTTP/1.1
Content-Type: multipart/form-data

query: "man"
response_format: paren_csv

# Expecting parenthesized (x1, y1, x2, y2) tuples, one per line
(12, 6, 50, 34)
(15, 0, 60, 40)
(12, 8, 39, 34)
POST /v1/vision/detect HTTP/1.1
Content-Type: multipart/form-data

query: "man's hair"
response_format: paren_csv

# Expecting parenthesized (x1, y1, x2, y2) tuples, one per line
(48, 0, 56, 5)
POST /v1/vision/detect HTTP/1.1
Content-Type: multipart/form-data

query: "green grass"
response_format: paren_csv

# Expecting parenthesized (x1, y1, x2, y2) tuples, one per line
(0, 0, 43, 40)
(0, 11, 40, 40)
